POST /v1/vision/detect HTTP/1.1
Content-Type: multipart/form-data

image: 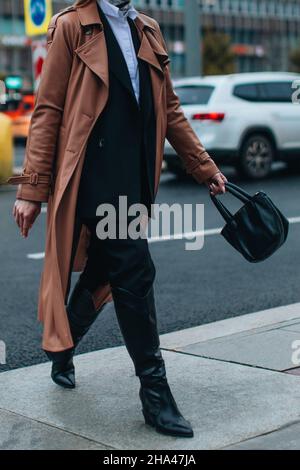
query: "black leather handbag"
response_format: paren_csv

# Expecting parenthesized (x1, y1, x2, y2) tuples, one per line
(210, 182, 289, 263)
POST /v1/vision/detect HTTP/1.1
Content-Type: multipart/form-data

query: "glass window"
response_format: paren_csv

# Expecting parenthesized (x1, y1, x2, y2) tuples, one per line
(258, 82, 294, 103)
(174, 85, 215, 105)
(233, 83, 260, 101)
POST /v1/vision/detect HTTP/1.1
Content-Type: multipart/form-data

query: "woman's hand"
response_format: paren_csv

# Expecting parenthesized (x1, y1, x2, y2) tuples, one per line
(13, 199, 42, 238)
(205, 172, 228, 196)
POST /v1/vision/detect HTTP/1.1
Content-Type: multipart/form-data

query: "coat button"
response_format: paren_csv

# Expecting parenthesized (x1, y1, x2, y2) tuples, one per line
(99, 138, 105, 148)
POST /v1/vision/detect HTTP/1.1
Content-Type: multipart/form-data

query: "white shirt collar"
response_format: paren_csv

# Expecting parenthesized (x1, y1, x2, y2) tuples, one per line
(99, 0, 138, 20)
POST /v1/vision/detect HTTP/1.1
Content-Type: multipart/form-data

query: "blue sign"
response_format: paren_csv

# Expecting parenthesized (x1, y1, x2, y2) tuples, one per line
(30, 0, 46, 27)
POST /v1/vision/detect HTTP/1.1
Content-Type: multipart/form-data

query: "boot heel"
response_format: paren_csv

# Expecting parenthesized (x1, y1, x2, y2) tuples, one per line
(142, 409, 155, 428)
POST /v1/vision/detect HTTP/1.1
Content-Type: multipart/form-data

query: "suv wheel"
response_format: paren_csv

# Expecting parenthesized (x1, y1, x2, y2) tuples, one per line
(237, 134, 274, 180)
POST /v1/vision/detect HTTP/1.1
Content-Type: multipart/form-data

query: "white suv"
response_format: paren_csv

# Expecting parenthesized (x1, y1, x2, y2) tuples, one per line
(164, 72, 300, 180)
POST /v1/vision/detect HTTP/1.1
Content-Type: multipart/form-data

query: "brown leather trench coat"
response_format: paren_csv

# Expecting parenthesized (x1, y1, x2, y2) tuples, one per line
(8, 0, 220, 352)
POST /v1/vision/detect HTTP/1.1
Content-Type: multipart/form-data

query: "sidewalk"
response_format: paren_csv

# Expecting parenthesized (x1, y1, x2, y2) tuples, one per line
(1, 302, 300, 450)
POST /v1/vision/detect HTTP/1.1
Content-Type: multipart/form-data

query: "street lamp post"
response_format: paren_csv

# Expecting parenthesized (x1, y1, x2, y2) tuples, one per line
(184, 0, 202, 77)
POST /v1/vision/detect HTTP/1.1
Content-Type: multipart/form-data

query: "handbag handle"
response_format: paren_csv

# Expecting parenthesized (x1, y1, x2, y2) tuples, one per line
(224, 182, 251, 204)
(210, 182, 252, 224)
(210, 192, 233, 224)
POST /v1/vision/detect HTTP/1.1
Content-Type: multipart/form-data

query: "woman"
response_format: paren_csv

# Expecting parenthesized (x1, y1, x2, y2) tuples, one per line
(8, 0, 227, 438)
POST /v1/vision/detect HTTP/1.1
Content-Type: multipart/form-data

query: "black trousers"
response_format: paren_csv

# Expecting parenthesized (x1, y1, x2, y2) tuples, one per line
(78, 217, 156, 297)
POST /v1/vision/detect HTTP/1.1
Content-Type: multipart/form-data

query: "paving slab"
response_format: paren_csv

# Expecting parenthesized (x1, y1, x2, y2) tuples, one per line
(224, 421, 300, 450)
(284, 367, 300, 376)
(1, 346, 300, 449)
(180, 329, 300, 371)
(160, 303, 300, 350)
(280, 319, 300, 328)
(282, 322, 300, 333)
(0, 409, 108, 450)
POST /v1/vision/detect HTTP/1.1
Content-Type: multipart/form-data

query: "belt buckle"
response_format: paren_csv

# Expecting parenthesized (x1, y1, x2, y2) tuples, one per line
(29, 173, 39, 185)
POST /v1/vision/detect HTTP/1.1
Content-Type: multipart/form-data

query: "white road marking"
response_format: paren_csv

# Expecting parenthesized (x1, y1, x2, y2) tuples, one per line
(26, 215, 300, 260)
(27, 253, 45, 260)
(288, 216, 300, 224)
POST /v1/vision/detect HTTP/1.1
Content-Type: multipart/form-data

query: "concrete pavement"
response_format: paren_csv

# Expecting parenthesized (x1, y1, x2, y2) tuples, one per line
(0, 302, 300, 450)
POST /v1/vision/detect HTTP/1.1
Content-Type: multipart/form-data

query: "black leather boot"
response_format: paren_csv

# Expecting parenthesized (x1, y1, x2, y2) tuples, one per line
(45, 348, 75, 389)
(112, 286, 194, 438)
(45, 280, 104, 389)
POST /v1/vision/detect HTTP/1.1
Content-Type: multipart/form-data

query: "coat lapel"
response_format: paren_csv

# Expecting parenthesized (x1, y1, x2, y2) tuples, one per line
(134, 15, 170, 74)
(74, 2, 170, 114)
(74, 2, 108, 86)
(137, 33, 162, 74)
(133, 15, 169, 119)
(75, 1, 170, 84)
(75, 29, 109, 87)
(97, 5, 137, 102)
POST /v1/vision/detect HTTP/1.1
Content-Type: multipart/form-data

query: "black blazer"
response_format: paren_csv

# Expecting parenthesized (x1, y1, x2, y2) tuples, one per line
(76, 5, 156, 218)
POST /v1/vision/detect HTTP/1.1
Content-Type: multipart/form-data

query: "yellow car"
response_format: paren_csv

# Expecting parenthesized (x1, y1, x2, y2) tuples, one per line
(0, 112, 13, 183)
(3, 94, 34, 140)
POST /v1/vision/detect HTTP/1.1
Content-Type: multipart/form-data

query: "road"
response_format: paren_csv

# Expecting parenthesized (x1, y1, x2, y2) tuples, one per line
(0, 143, 299, 371)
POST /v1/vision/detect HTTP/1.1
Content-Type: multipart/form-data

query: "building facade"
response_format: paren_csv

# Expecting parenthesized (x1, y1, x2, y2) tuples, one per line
(0, 0, 68, 90)
(0, 0, 299, 89)
(134, 0, 300, 76)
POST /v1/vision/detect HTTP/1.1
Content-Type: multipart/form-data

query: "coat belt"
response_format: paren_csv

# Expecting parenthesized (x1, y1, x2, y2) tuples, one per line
(6, 171, 52, 187)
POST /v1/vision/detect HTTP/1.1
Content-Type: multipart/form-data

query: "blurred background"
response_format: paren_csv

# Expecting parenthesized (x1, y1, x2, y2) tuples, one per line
(1, 0, 300, 88)
(0, 1, 299, 371)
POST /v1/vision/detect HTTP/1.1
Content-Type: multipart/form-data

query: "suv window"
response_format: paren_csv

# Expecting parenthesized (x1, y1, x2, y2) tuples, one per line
(258, 82, 293, 103)
(174, 85, 215, 105)
(233, 83, 260, 101)
(233, 81, 294, 103)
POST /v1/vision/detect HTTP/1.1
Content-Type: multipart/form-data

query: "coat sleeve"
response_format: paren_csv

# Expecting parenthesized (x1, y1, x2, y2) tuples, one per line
(157, 26, 221, 184)
(6, 13, 78, 202)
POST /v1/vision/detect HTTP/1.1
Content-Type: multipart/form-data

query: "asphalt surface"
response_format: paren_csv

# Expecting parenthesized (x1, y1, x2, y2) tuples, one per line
(0, 144, 299, 371)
